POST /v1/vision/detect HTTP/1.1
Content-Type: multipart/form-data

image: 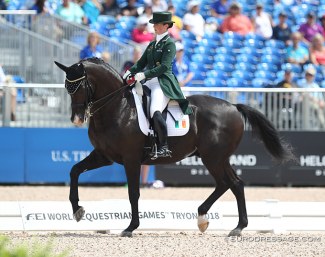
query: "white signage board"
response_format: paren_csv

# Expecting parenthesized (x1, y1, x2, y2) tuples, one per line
(20, 200, 223, 231)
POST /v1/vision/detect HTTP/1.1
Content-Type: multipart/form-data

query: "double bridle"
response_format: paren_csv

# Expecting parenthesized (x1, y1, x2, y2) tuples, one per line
(65, 70, 128, 122)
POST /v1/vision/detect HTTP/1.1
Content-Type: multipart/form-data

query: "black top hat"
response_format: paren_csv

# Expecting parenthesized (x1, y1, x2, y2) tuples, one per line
(149, 12, 175, 25)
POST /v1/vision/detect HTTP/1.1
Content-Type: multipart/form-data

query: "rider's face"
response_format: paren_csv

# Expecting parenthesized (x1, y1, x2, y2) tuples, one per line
(153, 23, 168, 35)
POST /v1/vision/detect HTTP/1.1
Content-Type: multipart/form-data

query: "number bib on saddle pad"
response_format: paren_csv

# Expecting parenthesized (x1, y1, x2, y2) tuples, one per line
(131, 88, 190, 136)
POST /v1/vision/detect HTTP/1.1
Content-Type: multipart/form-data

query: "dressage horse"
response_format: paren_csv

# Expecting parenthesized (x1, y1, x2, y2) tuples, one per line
(55, 57, 294, 237)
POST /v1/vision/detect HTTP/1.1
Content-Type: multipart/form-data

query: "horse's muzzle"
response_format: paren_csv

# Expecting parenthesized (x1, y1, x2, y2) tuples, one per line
(72, 114, 84, 127)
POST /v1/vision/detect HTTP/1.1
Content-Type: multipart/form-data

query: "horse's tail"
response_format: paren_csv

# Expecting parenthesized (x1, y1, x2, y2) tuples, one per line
(235, 104, 296, 163)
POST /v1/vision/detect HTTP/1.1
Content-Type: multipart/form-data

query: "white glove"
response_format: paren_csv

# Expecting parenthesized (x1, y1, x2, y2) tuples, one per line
(122, 70, 131, 80)
(134, 72, 145, 82)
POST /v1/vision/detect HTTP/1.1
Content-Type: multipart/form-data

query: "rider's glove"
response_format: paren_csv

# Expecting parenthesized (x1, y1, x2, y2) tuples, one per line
(134, 72, 145, 82)
(122, 70, 131, 80)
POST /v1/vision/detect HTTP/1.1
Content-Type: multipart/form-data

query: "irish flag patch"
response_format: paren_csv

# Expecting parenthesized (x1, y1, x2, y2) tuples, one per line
(175, 119, 187, 128)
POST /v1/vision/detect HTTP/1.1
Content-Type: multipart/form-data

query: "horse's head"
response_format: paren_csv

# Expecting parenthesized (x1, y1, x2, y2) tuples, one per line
(55, 60, 92, 126)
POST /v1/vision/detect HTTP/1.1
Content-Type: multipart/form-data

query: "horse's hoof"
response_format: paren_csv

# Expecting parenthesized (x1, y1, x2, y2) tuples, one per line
(73, 207, 85, 222)
(228, 228, 242, 237)
(197, 215, 209, 233)
(120, 230, 133, 237)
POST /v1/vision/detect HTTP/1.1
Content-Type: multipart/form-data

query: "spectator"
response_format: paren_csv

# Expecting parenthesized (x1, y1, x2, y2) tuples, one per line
(80, 31, 108, 60)
(0, 65, 17, 121)
(121, 46, 142, 73)
(150, 0, 168, 13)
(219, 2, 253, 36)
(309, 33, 325, 66)
(138, 4, 154, 34)
(172, 41, 194, 87)
(272, 11, 292, 45)
(286, 31, 309, 67)
(166, 5, 182, 40)
(100, 0, 120, 17)
(140, 165, 150, 187)
(80, 0, 102, 25)
(276, 65, 297, 88)
(132, 15, 154, 46)
(251, 3, 273, 40)
(55, 0, 87, 25)
(0, 0, 6, 10)
(297, 65, 325, 128)
(298, 12, 324, 45)
(120, 0, 139, 17)
(30, 0, 49, 15)
(183, 0, 205, 41)
(320, 15, 325, 39)
(211, 0, 231, 19)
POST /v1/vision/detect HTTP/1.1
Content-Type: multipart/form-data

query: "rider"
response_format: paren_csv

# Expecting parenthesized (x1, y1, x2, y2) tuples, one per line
(123, 11, 192, 159)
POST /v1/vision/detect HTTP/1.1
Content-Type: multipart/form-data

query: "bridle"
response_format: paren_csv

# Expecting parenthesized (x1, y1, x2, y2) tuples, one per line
(65, 66, 128, 122)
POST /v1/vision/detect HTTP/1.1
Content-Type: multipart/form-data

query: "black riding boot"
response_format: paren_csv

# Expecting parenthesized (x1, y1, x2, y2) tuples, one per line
(151, 111, 172, 159)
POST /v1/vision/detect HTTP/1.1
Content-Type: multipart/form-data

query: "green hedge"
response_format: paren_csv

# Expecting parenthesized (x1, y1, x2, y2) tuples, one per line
(0, 236, 68, 257)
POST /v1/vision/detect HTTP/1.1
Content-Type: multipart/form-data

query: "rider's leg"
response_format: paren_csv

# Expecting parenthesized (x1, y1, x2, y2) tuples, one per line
(146, 78, 171, 158)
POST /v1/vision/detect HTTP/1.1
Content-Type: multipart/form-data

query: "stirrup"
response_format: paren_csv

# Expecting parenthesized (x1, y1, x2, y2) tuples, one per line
(151, 145, 172, 160)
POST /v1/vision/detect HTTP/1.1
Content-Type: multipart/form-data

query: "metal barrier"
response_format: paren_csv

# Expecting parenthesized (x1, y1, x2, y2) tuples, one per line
(0, 11, 135, 77)
(1, 84, 325, 130)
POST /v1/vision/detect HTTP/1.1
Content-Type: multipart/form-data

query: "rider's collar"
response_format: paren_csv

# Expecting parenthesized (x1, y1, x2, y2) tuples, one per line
(155, 32, 169, 45)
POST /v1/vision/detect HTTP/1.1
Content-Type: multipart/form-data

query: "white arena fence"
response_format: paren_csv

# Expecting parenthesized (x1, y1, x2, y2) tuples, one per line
(1, 83, 325, 130)
(1, 199, 325, 233)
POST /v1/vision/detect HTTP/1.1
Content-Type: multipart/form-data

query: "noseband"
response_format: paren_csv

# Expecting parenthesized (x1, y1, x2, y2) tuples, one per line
(65, 67, 128, 122)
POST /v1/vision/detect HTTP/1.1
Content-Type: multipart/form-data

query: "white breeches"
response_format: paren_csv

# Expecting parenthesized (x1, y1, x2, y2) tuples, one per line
(145, 77, 170, 118)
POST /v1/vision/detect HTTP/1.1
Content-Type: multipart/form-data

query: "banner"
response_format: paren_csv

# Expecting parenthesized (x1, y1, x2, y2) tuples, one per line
(20, 200, 223, 231)
(156, 132, 325, 186)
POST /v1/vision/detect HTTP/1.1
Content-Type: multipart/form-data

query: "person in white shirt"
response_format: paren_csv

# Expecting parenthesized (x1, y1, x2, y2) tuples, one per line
(251, 3, 273, 39)
(182, 0, 205, 41)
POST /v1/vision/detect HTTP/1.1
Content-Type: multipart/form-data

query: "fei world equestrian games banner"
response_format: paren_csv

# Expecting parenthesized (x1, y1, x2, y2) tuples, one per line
(156, 132, 325, 186)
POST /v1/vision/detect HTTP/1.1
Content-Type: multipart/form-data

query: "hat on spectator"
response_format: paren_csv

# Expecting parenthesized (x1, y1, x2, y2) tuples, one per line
(305, 65, 316, 75)
(175, 41, 184, 51)
(137, 16, 148, 26)
(187, 0, 200, 11)
(307, 12, 316, 18)
(279, 11, 288, 17)
(229, 2, 242, 10)
(256, 2, 263, 8)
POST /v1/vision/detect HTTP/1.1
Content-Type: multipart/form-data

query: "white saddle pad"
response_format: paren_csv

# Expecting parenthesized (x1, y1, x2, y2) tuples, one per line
(132, 88, 190, 137)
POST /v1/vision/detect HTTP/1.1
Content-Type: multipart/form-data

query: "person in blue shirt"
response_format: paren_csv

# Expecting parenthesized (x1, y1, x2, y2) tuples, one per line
(211, 0, 231, 19)
(172, 41, 194, 87)
(80, 31, 105, 60)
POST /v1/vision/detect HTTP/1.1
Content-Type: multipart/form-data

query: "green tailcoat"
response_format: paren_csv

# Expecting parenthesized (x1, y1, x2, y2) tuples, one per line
(129, 35, 192, 115)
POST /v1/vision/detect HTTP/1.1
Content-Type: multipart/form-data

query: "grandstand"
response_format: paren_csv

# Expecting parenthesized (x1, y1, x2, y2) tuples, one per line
(1, 0, 325, 129)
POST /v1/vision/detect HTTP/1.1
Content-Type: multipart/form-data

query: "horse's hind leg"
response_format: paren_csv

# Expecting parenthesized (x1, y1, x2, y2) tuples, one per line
(69, 150, 113, 221)
(227, 166, 248, 237)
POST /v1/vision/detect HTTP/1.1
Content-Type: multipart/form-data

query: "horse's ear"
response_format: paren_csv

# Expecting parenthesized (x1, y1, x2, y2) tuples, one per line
(54, 61, 68, 72)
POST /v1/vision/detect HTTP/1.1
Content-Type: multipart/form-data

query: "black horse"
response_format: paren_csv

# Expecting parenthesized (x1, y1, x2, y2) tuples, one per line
(55, 57, 294, 237)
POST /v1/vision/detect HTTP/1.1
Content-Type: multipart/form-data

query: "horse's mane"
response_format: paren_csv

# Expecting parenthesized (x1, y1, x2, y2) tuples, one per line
(81, 57, 123, 84)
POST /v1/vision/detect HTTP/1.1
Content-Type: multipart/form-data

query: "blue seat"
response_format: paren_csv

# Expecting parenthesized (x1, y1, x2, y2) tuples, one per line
(203, 31, 223, 42)
(260, 54, 283, 66)
(214, 53, 236, 65)
(254, 70, 277, 81)
(213, 62, 235, 73)
(232, 70, 254, 81)
(256, 63, 278, 73)
(226, 77, 248, 88)
(223, 31, 244, 41)
(206, 70, 227, 80)
(222, 38, 243, 50)
(251, 78, 271, 88)
(236, 54, 259, 65)
(192, 71, 206, 81)
(264, 39, 286, 49)
(235, 62, 256, 72)
(243, 38, 264, 49)
(180, 30, 196, 40)
(216, 46, 236, 57)
(204, 77, 227, 87)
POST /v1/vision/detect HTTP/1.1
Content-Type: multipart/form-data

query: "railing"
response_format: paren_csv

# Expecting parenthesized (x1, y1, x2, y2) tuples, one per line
(1, 83, 325, 131)
(0, 11, 135, 76)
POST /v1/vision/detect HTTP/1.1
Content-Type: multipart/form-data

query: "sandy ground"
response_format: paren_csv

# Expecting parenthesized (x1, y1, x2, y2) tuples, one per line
(1, 185, 325, 257)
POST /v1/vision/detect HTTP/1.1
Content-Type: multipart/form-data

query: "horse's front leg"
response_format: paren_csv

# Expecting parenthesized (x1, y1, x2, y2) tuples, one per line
(120, 160, 141, 237)
(69, 150, 113, 221)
